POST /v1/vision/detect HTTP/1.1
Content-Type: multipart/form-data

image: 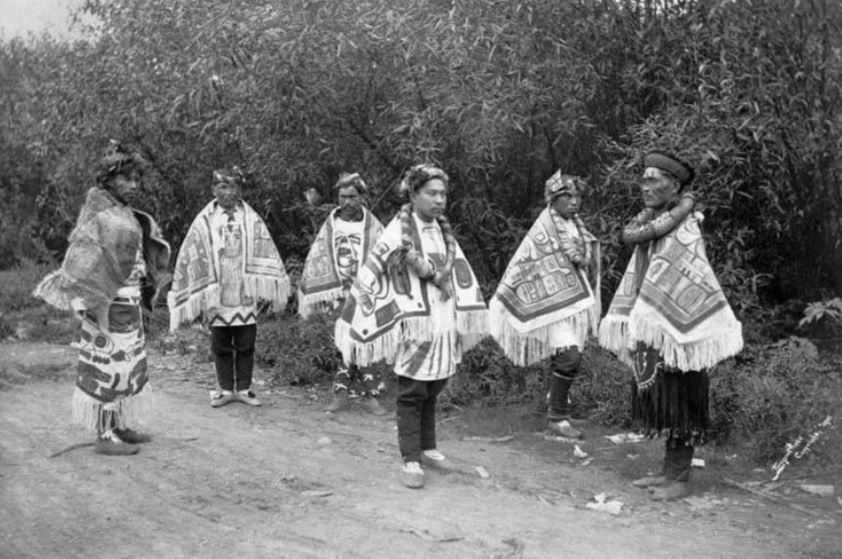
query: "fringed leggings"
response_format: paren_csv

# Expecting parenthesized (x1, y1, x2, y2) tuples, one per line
(632, 343, 709, 481)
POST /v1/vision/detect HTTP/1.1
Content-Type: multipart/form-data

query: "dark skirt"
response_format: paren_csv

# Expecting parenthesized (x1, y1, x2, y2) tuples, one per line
(631, 344, 710, 445)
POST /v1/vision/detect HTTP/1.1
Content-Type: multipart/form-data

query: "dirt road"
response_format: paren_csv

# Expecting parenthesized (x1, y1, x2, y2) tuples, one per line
(0, 343, 838, 558)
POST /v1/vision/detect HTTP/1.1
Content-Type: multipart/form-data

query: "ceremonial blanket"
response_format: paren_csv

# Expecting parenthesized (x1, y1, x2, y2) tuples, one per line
(298, 207, 383, 318)
(335, 213, 488, 367)
(489, 208, 600, 366)
(33, 187, 170, 312)
(72, 288, 152, 430)
(168, 200, 290, 330)
(598, 212, 743, 372)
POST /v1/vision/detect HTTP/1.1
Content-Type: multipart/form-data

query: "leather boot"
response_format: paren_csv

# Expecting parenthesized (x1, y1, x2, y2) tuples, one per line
(651, 441, 693, 500)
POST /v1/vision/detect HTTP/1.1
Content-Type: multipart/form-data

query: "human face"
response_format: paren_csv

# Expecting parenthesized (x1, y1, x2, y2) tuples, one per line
(214, 182, 242, 210)
(108, 170, 141, 205)
(337, 185, 363, 221)
(550, 187, 581, 219)
(640, 167, 679, 209)
(410, 178, 447, 222)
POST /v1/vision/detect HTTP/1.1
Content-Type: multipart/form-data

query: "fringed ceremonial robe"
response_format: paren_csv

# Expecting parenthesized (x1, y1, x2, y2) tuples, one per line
(335, 212, 488, 380)
(598, 211, 743, 438)
(33, 187, 171, 431)
(168, 200, 290, 330)
(489, 208, 600, 366)
(298, 207, 383, 319)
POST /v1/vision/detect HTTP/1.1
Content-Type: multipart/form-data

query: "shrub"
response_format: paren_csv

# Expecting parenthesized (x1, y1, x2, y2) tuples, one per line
(709, 336, 841, 462)
(446, 337, 543, 407)
(258, 311, 391, 389)
(447, 338, 631, 425)
(0, 259, 54, 312)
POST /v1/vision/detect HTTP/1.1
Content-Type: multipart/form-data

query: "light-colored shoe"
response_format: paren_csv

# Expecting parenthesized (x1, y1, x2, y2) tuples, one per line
(650, 481, 689, 501)
(632, 474, 667, 488)
(237, 390, 262, 406)
(94, 430, 140, 456)
(547, 419, 582, 439)
(402, 461, 425, 489)
(211, 390, 236, 408)
(420, 449, 453, 470)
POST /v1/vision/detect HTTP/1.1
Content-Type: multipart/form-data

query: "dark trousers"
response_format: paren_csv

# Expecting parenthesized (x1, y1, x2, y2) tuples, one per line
(211, 324, 257, 391)
(664, 435, 694, 481)
(396, 376, 448, 463)
(547, 346, 581, 421)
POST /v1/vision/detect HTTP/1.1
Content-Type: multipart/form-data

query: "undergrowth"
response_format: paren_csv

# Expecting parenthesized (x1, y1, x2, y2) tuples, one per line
(4, 255, 839, 471)
(257, 312, 840, 467)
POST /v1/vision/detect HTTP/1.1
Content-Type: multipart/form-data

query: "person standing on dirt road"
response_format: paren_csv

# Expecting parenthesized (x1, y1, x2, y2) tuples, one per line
(335, 164, 488, 489)
(33, 140, 171, 456)
(167, 167, 290, 408)
(297, 172, 387, 416)
(489, 172, 601, 440)
(598, 151, 743, 500)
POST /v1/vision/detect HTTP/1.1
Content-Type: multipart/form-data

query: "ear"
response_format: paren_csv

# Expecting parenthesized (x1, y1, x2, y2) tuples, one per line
(670, 179, 682, 197)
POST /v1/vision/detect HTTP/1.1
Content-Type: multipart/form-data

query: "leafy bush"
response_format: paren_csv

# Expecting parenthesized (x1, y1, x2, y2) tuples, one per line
(257, 311, 391, 389)
(0, 259, 54, 312)
(445, 338, 632, 425)
(710, 336, 841, 462)
(3, 0, 840, 308)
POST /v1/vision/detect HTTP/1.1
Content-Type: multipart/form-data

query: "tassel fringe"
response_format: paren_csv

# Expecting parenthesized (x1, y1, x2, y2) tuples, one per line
(491, 305, 592, 366)
(632, 368, 710, 441)
(168, 285, 220, 331)
(169, 275, 290, 331)
(334, 319, 399, 367)
(71, 386, 154, 432)
(243, 275, 290, 313)
(335, 309, 489, 366)
(597, 315, 629, 355)
(630, 315, 744, 371)
(457, 309, 490, 353)
(298, 287, 345, 319)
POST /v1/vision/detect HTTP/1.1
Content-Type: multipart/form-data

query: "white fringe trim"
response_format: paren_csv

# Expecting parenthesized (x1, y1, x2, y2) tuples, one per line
(458, 309, 490, 353)
(169, 275, 290, 331)
(298, 287, 344, 319)
(168, 285, 220, 331)
(335, 309, 489, 366)
(491, 305, 592, 366)
(629, 315, 744, 371)
(597, 314, 629, 354)
(244, 275, 290, 313)
(71, 385, 154, 432)
(334, 319, 399, 367)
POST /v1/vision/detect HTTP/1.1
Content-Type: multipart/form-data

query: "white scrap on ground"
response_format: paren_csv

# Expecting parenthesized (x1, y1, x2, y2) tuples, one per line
(585, 493, 623, 515)
(605, 433, 645, 444)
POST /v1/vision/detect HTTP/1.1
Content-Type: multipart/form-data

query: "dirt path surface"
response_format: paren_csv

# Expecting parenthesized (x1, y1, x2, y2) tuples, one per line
(0, 342, 839, 559)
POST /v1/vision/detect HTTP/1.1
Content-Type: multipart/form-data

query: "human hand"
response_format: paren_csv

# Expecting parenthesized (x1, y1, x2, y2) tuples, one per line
(433, 272, 453, 301)
(404, 249, 434, 278)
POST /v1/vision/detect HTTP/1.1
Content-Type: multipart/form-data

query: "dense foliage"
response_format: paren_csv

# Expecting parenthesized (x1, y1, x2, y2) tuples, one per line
(1, 0, 840, 311)
(2, 0, 840, 465)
